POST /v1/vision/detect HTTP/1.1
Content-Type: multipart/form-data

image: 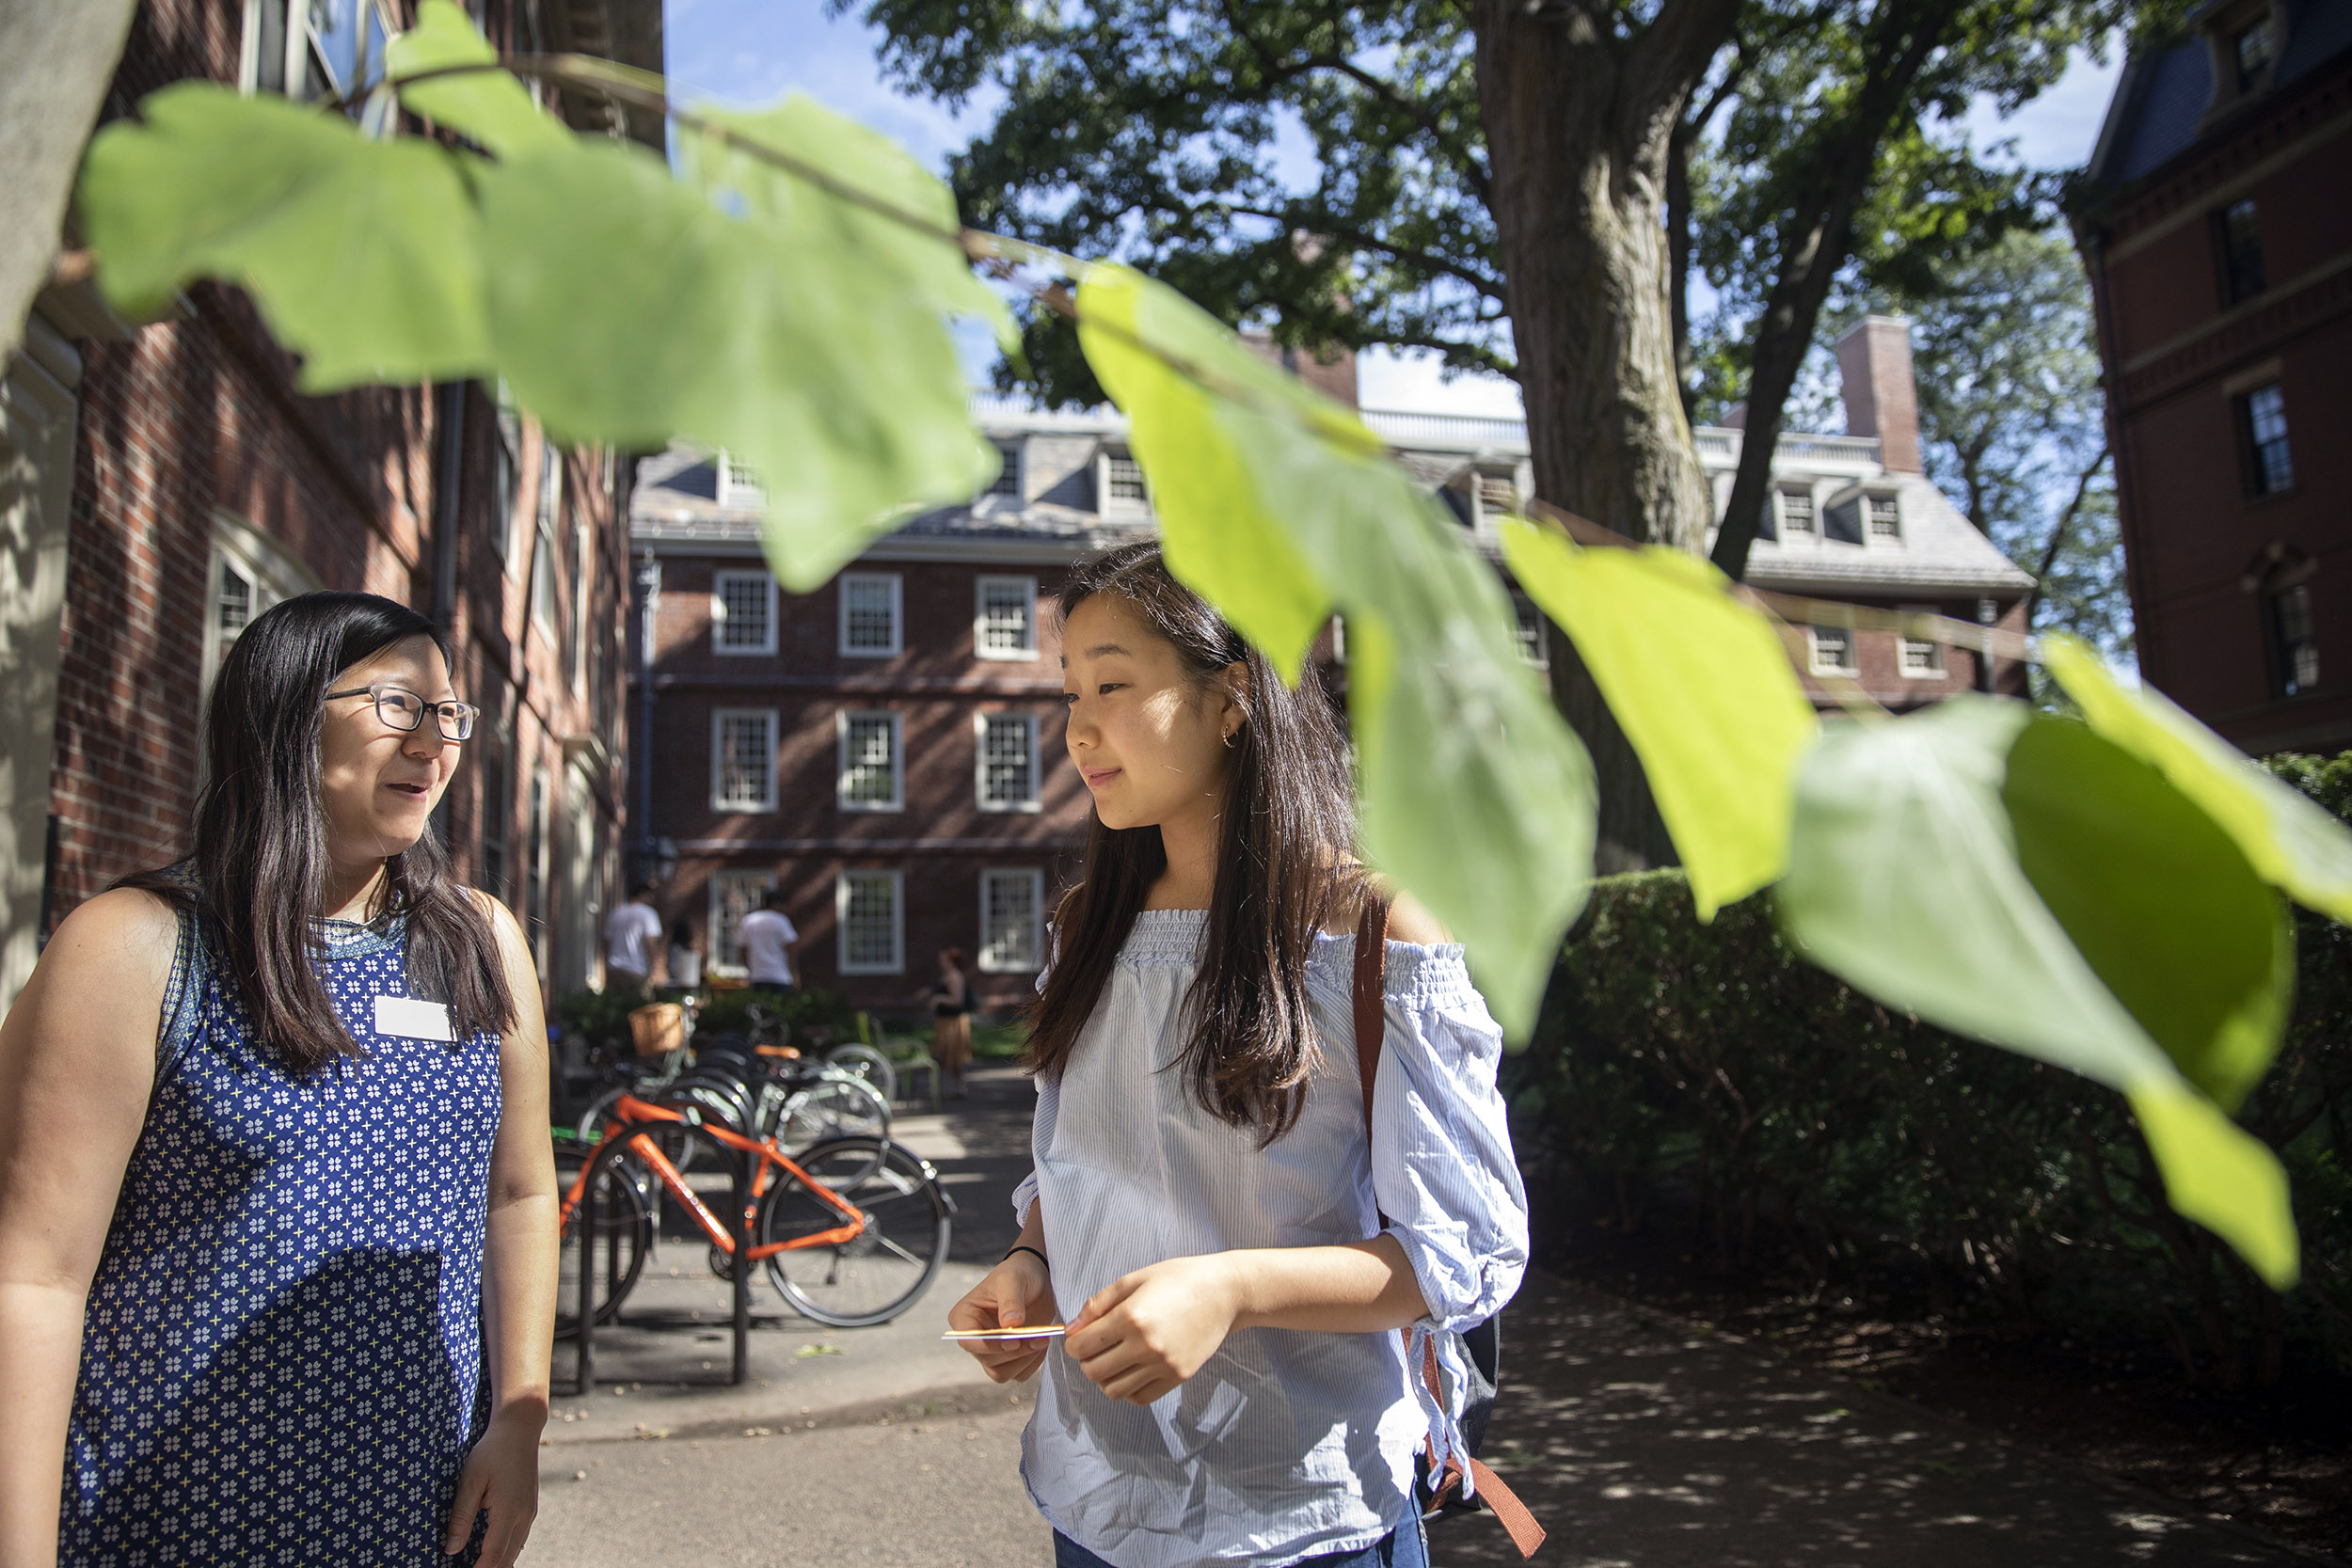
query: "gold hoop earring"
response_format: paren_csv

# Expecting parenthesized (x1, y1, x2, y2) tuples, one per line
(1223, 727, 1240, 749)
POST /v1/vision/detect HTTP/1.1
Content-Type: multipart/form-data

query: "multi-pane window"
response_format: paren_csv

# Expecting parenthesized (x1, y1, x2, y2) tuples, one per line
(2217, 200, 2266, 305)
(1777, 488, 1817, 535)
(2241, 383, 2294, 496)
(712, 570, 778, 655)
(1898, 605, 1944, 677)
(837, 870, 905, 974)
(1476, 471, 1518, 520)
(986, 442, 1022, 499)
(977, 713, 1040, 811)
(709, 870, 775, 974)
(1105, 453, 1148, 503)
(979, 868, 1045, 974)
(711, 708, 778, 812)
(2272, 584, 2319, 698)
(719, 451, 764, 508)
(1809, 626, 1857, 675)
(492, 404, 521, 568)
(204, 522, 311, 696)
(1511, 594, 1549, 670)
(2233, 18, 2273, 90)
(1867, 494, 1902, 541)
(975, 576, 1038, 659)
(839, 572, 902, 656)
(531, 445, 562, 636)
(526, 768, 548, 957)
(477, 739, 508, 903)
(838, 711, 903, 811)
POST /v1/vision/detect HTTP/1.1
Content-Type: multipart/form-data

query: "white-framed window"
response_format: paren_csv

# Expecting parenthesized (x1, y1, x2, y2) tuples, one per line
(978, 868, 1045, 974)
(202, 512, 318, 697)
(1103, 451, 1148, 507)
(491, 398, 521, 571)
(708, 869, 775, 975)
(1898, 604, 1945, 677)
(526, 766, 549, 961)
(719, 451, 765, 509)
(710, 708, 779, 812)
(1511, 594, 1549, 670)
(1808, 626, 1858, 676)
(836, 869, 905, 974)
(985, 440, 1023, 499)
(839, 572, 902, 657)
(531, 443, 562, 637)
(242, 0, 387, 106)
(974, 575, 1038, 659)
(569, 518, 590, 693)
(976, 713, 1041, 812)
(837, 710, 903, 812)
(1776, 486, 1817, 536)
(712, 569, 778, 656)
(1475, 470, 1518, 523)
(1867, 492, 1903, 541)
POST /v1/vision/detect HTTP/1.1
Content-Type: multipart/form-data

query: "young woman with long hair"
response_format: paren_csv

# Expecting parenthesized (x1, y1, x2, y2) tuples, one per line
(0, 593, 556, 1567)
(946, 544, 1528, 1567)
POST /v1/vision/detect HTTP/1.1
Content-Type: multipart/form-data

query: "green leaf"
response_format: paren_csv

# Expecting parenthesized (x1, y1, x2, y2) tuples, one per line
(681, 96, 1015, 352)
(2004, 716, 2294, 1113)
(2128, 1079, 2299, 1290)
(1075, 264, 1595, 1035)
(474, 138, 990, 587)
(78, 84, 488, 389)
(1077, 265, 1341, 678)
(387, 0, 570, 162)
(1779, 696, 2296, 1287)
(2043, 635, 2352, 927)
(1502, 520, 1817, 919)
(1779, 698, 2169, 1091)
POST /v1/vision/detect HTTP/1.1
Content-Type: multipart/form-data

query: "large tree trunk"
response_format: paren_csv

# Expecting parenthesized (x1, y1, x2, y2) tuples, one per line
(1472, 0, 1735, 871)
(0, 0, 139, 364)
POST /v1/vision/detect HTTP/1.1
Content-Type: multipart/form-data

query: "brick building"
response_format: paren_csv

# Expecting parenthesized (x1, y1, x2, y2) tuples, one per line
(629, 317, 2023, 1014)
(0, 0, 661, 1016)
(2076, 0, 2352, 754)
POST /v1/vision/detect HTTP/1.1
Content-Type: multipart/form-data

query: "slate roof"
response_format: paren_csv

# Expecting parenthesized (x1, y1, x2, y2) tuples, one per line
(2087, 0, 2352, 189)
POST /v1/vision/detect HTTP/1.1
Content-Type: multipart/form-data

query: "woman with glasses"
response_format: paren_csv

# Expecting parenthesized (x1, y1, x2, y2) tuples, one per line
(0, 593, 555, 1568)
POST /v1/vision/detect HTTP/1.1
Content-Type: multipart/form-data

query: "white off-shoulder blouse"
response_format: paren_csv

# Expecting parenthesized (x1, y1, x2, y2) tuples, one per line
(1009, 908, 1529, 1568)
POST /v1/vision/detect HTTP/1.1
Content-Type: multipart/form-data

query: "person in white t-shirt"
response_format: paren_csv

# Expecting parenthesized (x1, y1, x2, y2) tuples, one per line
(602, 885, 662, 995)
(738, 887, 798, 991)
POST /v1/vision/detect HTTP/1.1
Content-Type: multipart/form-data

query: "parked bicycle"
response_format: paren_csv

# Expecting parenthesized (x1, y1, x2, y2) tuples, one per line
(554, 1090, 952, 1335)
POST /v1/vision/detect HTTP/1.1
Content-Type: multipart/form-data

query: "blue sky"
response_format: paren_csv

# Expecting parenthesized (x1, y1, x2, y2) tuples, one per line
(666, 0, 2123, 417)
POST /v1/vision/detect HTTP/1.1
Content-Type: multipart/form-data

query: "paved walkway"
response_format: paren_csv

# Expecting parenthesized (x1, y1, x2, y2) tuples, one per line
(525, 1065, 2329, 1568)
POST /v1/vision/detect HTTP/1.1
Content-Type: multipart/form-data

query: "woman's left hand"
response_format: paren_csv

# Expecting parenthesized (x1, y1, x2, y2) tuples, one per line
(1064, 1254, 1243, 1406)
(443, 1405, 544, 1564)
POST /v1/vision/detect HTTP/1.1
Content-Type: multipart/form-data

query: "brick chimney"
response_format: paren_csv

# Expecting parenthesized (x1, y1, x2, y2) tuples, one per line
(1834, 315, 1921, 473)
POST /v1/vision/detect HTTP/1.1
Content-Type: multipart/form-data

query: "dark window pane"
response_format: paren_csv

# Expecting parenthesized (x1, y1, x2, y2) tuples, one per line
(2218, 199, 2265, 304)
(2234, 20, 2272, 89)
(2244, 383, 2294, 496)
(2273, 584, 2318, 697)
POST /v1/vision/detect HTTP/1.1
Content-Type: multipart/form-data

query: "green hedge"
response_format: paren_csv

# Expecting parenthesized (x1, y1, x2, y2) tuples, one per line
(1508, 752, 2352, 1388)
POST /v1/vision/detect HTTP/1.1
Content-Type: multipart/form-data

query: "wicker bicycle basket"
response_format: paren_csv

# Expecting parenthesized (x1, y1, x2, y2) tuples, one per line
(627, 1002, 683, 1058)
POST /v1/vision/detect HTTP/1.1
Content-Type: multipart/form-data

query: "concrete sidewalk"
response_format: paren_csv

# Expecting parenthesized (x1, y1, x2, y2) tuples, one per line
(525, 1061, 2330, 1568)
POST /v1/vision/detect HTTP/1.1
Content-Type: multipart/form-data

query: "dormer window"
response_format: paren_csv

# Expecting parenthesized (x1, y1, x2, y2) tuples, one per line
(718, 451, 764, 509)
(1867, 493, 1902, 541)
(2233, 17, 2273, 91)
(985, 440, 1022, 499)
(1104, 452, 1147, 504)
(1476, 471, 1518, 521)
(1776, 487, 1817, 537)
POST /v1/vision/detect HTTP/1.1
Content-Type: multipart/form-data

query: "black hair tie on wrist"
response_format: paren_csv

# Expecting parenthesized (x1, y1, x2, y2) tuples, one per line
(1003, 1243, 1049, 1269)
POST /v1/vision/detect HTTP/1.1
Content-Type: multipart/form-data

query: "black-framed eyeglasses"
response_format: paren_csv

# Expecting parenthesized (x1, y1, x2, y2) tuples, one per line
(324, 682, 479, 742)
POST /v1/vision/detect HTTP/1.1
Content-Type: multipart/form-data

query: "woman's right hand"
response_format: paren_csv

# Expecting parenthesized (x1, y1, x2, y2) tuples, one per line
(947, 1252, 1058, 1384)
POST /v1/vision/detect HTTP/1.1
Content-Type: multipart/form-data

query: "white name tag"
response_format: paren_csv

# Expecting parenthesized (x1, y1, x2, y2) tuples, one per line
(375, 995, 455, 1042)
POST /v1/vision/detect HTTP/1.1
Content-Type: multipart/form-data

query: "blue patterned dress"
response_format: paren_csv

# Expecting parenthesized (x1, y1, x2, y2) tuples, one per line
(60, 902, 504, 1566)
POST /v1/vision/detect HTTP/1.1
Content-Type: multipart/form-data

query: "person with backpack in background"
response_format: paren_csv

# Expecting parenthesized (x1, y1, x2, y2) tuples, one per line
(946, 545, 1529, 1568)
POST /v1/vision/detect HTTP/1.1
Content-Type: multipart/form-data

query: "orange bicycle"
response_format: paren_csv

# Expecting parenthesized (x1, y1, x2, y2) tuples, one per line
(555, 1091, 953, 1334)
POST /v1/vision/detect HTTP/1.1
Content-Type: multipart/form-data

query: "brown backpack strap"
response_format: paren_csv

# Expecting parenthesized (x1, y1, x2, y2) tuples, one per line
(1353, 895, 1391, 1134)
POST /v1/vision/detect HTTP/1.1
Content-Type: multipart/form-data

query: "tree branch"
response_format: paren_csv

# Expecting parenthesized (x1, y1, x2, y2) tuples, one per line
(2024, 443, 2109, 631)
(1228, 205, 1508, 299)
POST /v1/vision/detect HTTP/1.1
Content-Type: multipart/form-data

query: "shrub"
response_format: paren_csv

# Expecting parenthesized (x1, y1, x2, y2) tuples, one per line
(1508, 752, 2352, 1388)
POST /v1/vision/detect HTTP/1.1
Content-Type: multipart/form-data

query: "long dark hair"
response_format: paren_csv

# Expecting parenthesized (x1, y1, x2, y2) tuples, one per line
(1025, 544, 1362, 1144)
(120, 592, 516, 1074)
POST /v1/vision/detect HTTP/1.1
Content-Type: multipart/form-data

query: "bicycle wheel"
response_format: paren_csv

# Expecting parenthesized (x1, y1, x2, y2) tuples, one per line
(771, 1072, 891, 1149)
(758, 1137, 951, 1328)
(555, 1135, 652, 1338)
(824, 1043, 898, 1106)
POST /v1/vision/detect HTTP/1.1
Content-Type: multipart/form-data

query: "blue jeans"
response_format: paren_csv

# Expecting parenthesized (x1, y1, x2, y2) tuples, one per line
(1051, 1514, 1430, 1568)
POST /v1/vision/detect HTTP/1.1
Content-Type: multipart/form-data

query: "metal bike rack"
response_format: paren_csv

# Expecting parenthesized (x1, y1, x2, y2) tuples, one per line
(573, 1119, 754, 1393)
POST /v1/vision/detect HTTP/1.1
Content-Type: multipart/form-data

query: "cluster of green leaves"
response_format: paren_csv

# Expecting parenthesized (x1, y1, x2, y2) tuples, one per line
(72, 5, 2352, 1289)
(79, 2, 998, 589)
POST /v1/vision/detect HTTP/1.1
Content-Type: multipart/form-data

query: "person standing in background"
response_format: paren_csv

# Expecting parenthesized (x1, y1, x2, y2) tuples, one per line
(665, 916, 702, 993)
(739, 887, 798, 997)
(926, 946, 975, 1101)
(601, 885, 661, 997)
